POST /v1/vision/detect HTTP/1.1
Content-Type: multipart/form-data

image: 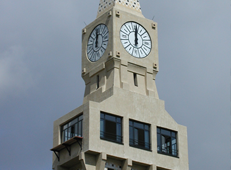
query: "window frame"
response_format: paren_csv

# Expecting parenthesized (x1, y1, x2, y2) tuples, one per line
(61, 114, 83, 143)
(100, 112, 123, 144)
(129, 119, 151, 151)
(157, 127, 178, 157)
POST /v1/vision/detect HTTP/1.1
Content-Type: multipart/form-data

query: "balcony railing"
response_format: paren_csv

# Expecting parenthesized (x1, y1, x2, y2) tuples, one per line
(129, 138, 151, 150)
(100, 131, 123, 144)
(157, 146, 178, 157)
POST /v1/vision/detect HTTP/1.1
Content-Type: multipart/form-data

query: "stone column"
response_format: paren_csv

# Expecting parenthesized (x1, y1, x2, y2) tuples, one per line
(96, 152, 107, 170)
(148, 165, 156, 170)
(79, 152, 86, 170)
(122, 159, 132, 170)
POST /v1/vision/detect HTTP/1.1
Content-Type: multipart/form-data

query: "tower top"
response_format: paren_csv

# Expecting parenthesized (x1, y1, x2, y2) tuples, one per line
(97, 0, 142, 17)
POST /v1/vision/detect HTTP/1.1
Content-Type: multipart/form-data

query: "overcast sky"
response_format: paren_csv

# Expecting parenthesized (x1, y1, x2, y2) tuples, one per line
(0, 0, 230, 170)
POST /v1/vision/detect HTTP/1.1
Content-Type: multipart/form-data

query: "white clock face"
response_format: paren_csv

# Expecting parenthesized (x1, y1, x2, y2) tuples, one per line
(120, 22, 152, 58)
(87, 24, 109, 62)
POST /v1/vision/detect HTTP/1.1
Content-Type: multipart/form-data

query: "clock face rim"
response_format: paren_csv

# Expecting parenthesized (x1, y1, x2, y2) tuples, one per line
(120, 21, 152, 59)
(87, 24, 109, 62)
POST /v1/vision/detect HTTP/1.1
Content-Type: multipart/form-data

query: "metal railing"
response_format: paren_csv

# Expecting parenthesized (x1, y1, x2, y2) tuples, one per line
(129, 138, 151, 150)
(100, 131, 123, 143)
(157, 146, 178, 157)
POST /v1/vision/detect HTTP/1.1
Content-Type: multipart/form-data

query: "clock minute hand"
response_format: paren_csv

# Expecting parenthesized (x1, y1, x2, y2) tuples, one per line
(95, 29, 99, 48)
(135, 25, 138, 46)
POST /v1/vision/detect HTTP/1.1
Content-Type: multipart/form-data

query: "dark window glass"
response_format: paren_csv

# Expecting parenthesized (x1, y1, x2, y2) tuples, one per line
(157, 127, 178, 157)
(172, 132, 176, 138)
(116, 123, 122, 141)
(129, 120, 133, 126)
(100, 113, 104, 119)
(157, 133, 161, 152)
(161, 129, 171, 136)
(100, 112, 122, 143)
(129, 126, 133, 143)
(129, 120, 151, 150)
(105, 120, 116, 140)
(105, 114, 116, 122)
(133, 73, 138, 86)
(144, 130, 150, 148)
(157, 128, 161, 133)
(145, 125, 149, 130)
(134, 121, 144, 129)
(117, 117, 121, 123)
(61, 114, 83, 143)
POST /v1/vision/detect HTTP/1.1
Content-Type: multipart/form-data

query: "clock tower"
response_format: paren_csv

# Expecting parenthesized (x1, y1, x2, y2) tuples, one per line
(82, 0, 159, 103)
(51, 1, 189, 170)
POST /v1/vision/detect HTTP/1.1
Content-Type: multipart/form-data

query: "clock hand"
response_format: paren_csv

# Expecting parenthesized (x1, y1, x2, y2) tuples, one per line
(95, 29, 99, 48)
(135, 25, 138, 46)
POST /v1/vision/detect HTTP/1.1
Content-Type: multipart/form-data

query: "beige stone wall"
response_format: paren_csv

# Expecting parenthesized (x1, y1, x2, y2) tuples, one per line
(52, 87, 189, 170)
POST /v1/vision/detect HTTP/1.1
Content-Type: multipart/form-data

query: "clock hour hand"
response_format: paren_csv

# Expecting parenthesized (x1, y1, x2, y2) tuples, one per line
(95, 29, 99, 48)
(135, 25, 138, 46)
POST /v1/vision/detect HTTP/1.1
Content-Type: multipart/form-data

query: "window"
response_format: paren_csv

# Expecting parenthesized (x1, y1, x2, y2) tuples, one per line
(61, 114, 83, 143)
(129, 120, 151, 150)
(157, 127, 178, 157)
(100, 112, 122, 143)
(133, 73, 138, 86)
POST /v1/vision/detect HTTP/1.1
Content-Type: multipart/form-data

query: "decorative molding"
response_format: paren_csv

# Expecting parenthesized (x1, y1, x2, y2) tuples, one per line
(97, 0, 142, 17)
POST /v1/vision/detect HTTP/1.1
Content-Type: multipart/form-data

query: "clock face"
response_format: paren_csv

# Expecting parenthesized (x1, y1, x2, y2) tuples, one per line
(120, 22, 152, 58)
(87, 24, 109, 62)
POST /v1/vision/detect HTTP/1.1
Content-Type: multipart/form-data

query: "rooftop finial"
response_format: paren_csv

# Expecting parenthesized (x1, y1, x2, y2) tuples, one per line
(97, 0, 142, 17)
